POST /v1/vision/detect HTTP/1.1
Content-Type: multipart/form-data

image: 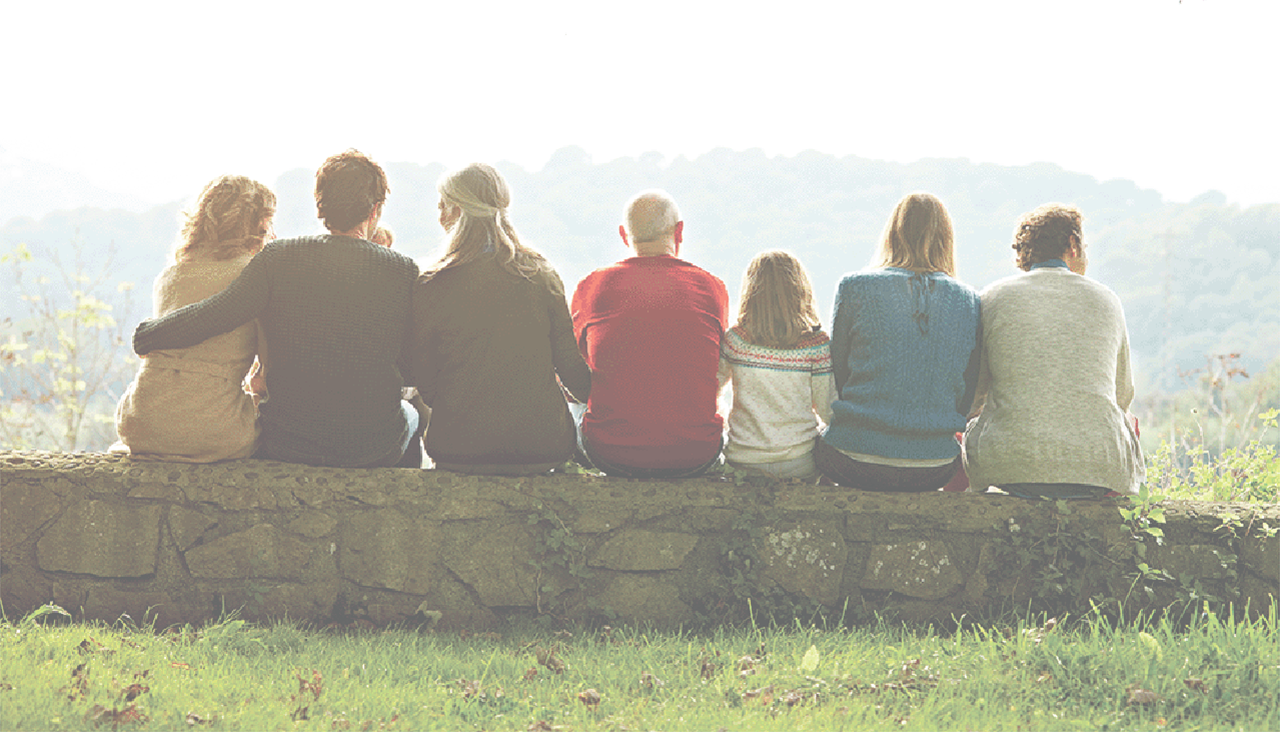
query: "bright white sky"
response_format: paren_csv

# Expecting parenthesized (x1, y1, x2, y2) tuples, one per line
(2, 0, 1276, 207)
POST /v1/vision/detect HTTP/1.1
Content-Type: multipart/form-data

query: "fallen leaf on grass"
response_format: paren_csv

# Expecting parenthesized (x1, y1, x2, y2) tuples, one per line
(1036, 674, 1052, 684)
(1184, 678, 1208, 694)
(63, 663, 91, 700)
(86, 704, 148, 726)
(697, 650, 720, 679)
(122, 682, 149, 702)
(522, 667, 538, 681)
(1127, 684, 1162, 705)
(184, 712, 214, 726)
(170, 662, 192, 670)
(639, 672, 665, 690)
(527, 721, 561, 731)
(577, 688, 602, 710)
(743, 685, 775, 705)
(78, 638, 114, 656)
(536, 646, 566, 674)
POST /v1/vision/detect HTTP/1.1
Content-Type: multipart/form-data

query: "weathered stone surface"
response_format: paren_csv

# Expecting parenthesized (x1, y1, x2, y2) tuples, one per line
(339, 511, 436, 594)
(288, 512, 337, 539)
(0, 481, 64, 555)
(595, 574, 693, 624)
(169, 507, 217, 551)
(260, 582, 339, 620)
(1240, 532, 1279, 582)
(441, 522, 539, 607)
(185, 523, 313, 580)
(83, 588, 177, 626)
(862, 540, 964, 600)
(591, 530, 698, 571)
(1, 451, 1275, 627)
(1148, 544, 1237, 580)
(36, 500, 162, 578)
(758, 520, 847, 606)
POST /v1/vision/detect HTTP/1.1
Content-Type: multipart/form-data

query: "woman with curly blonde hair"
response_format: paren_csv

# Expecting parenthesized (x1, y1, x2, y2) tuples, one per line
(114, 175, 275, 462)
(409, 163, 591, 474)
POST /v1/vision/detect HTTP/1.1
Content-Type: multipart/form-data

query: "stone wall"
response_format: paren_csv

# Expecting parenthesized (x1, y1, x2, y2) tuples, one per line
(2, 451, 1276, 629)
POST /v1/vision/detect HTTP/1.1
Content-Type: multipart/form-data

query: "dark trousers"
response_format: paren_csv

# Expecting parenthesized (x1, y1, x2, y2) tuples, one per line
(815, 439, 959, 492)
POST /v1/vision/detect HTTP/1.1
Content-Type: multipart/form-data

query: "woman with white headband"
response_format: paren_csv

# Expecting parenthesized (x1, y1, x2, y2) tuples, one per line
(407, 162, 591, 474)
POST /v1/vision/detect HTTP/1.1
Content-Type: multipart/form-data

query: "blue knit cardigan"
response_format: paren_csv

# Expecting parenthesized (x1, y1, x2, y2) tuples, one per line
(823, 267, 981, 460)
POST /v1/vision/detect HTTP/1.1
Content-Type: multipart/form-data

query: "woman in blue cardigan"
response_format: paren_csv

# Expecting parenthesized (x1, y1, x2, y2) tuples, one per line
(818, 192, 981, 491)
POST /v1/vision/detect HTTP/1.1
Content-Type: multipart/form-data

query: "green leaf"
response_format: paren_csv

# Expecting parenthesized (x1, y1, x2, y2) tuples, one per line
(799, 644, 820, 673)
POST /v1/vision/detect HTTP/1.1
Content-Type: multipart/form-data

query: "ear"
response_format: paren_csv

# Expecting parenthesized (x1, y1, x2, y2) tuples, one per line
(619, 224, 630, 249)
(673, 220, 684, 245)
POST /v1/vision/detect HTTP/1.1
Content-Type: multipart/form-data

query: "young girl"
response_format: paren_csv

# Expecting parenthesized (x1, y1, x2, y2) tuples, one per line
(718, 250, 836, 480)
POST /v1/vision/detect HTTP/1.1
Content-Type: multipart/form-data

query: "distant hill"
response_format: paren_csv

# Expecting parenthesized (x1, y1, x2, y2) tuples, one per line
(3, 147, 1277, 395)
(0, 147, 151, 223)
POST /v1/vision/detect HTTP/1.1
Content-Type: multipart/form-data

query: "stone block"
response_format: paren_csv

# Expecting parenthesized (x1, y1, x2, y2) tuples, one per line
(595, 574, 692, 624)
(339, 510, 437, 594)
(1148, 544, 1237, 580)
(441, 521, 538, 607)
(1240, 533, 1279, 583)
(590, 530, 698, 571)
(36, 500, 161, 578)
(287, 512, 337, 539)
(83, 588, 178, 627)
(169, 507, 217, 551)
(185, 523, 313, 580)
(758, 520, 847, 606)
(862, 539, 964, 601)
(260, 582, 339, 621)
(0, 481, 64, 555)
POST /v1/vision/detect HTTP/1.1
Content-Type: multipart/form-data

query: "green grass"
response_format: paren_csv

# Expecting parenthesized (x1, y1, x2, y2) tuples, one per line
(1, 606, 1276, 731)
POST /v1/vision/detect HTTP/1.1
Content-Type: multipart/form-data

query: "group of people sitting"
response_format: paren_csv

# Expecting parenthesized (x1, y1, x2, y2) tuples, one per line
(117, 149, 1146, 499)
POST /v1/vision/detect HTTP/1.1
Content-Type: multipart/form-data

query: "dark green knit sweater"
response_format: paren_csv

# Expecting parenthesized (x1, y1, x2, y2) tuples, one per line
(132, 235, 419, 466)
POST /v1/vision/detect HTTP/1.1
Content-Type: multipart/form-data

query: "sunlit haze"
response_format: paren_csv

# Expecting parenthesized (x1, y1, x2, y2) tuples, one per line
(2, 0, 1277, 208)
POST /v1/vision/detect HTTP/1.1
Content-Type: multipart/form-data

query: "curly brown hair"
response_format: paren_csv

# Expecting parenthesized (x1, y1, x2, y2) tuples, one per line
(1013, 204, 1082, 271)
(314, 149, 389, 232)
(175, 175, 276, 262)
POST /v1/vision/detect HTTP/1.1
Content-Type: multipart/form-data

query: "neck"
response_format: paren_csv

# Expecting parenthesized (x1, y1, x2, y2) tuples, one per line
(632, 238, 677, 257)
(330, 225, 368, 240)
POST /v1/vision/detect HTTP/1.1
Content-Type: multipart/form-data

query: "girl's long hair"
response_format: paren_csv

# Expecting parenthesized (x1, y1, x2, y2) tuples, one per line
(735, 250, 821, 349)
(420, 163, 547, 281)
(175, 175, 276, 262)
(873, 192, 956, 277)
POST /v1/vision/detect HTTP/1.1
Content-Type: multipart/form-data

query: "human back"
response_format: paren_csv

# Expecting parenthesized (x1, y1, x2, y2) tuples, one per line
(409, 162, 590, 473)
(114, 175, 275, 462)
(571, 190, 729, 475)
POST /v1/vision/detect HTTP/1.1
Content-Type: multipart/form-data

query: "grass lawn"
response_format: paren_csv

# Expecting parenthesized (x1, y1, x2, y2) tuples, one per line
(1, 605, 1276, 731)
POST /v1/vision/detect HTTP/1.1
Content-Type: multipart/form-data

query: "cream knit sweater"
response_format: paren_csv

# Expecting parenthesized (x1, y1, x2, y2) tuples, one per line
(115, 249, 260, 462)
(963, 266, 1145, 494)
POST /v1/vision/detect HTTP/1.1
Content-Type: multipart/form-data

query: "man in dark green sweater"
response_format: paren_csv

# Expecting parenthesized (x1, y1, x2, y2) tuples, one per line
(132, 150, 421, 467)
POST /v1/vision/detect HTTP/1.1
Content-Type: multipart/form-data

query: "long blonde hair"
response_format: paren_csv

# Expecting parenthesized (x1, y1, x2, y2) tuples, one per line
(421, 163, 547, 280)
(735, 250, 821, 349)
(873, 192, 956, 277)
(176, 175, 276, 262)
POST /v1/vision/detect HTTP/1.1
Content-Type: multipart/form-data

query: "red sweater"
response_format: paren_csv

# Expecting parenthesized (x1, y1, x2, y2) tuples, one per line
(571, 255, 729, 469)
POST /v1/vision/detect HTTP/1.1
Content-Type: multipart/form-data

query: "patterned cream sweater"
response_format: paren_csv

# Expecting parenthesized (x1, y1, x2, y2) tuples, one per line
(962, 265, 1145, 494)
(717, 326, 836, 464)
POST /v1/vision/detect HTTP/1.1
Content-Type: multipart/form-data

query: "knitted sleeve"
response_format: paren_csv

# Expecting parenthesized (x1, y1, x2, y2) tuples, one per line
(829, 277, 856, 391)
(809, 337, 836, 427)
(133, 248, 270, 355)
(547, 269, 592, 403)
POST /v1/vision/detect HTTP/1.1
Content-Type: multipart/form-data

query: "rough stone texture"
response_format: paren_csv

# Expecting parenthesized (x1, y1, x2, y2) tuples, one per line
(591, 530, 698, 571)
(1, 451, 1276, 629)
(339, 510, 436, 594)
(862, 540, 965, 601)
(758, 520, 847, 606)
(595, 574, 693, 624)
(36, 500, 162, 578)
(185, 524, 313, 580)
